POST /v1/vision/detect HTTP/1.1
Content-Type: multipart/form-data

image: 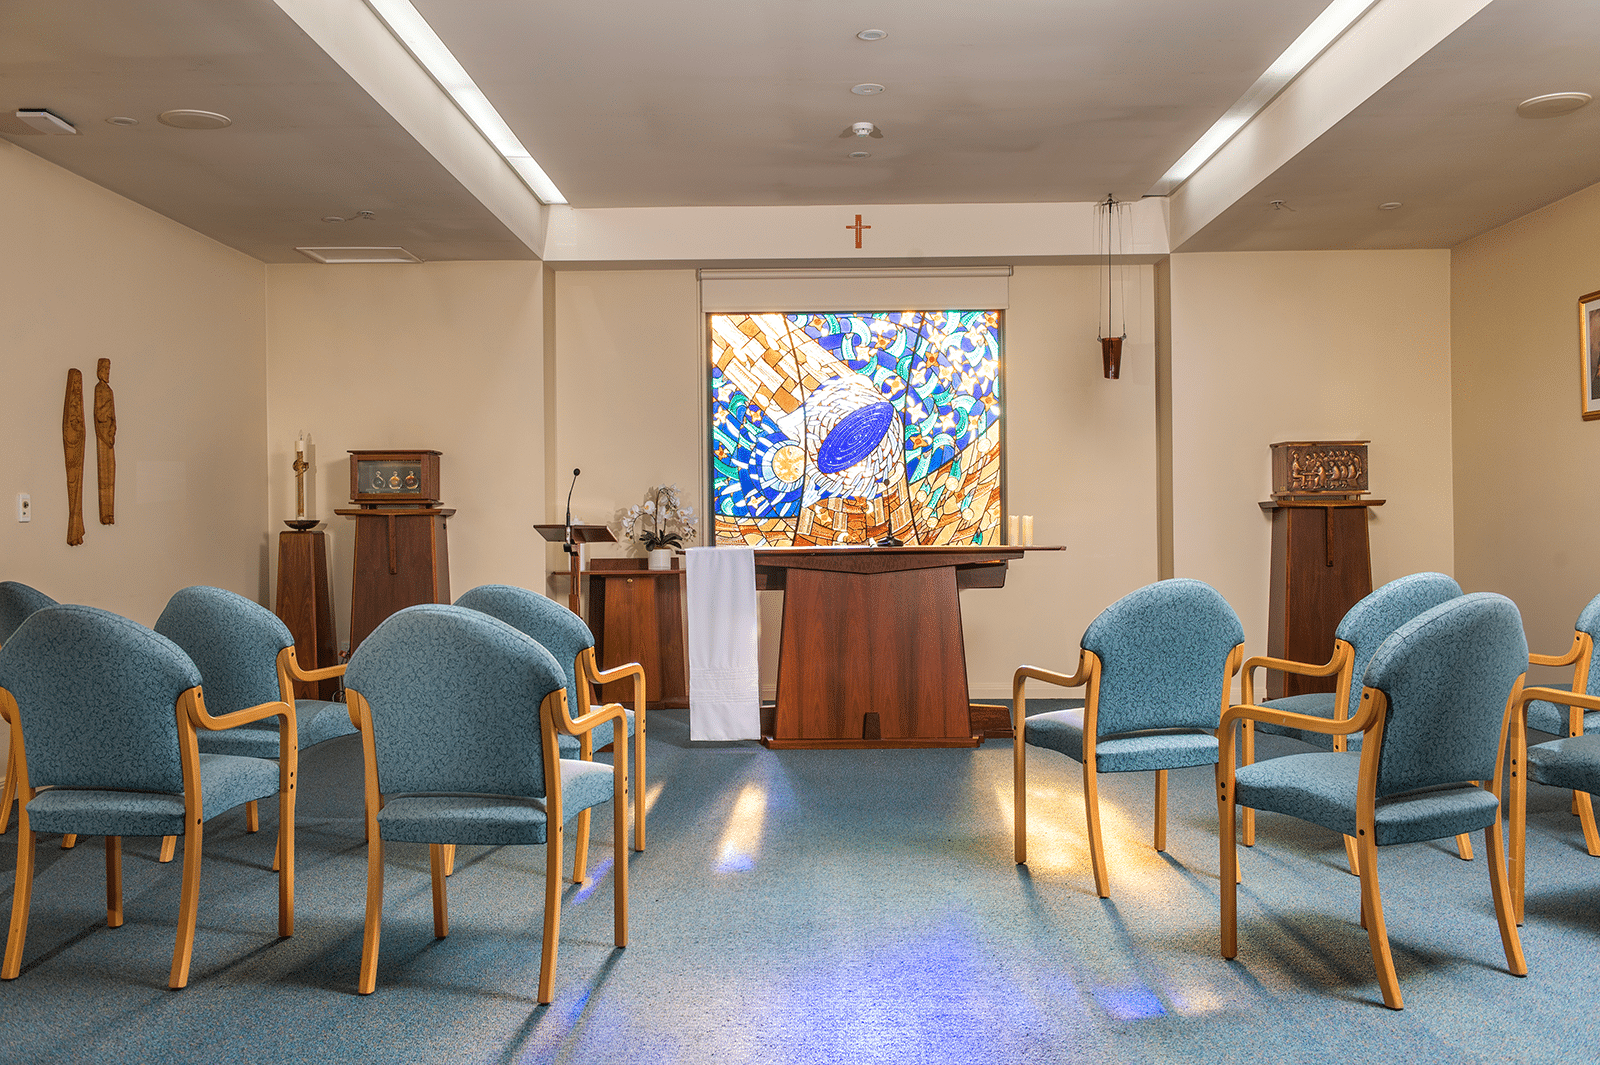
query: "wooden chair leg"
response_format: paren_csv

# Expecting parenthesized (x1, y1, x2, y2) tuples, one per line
(159, 836, 177, 863)
(1082, 761, 1110, 899)
(429, 844, 449, 938)
(1219, 778, 1238, 958)
(1154, 769, 1168, 852)
(1454, 833, 1474, 861)
(442, 843, 456, 877)
(278, 783, 295, 938)
(0, 760, 15, 836)
(105, 836, 123, 928)
(1344, 835, 1362, 877)
(246, 800, 259, 833)
(1575, 791, 1600, 857)
(1486, 818, 1528, 976)
(168, 821, 204, 989)
(615, 778, 629, 948)
(2, 818, 35, 979)
(357, 834, 384, 995)
(1013, 730, 1028, 866)
(634, 713, 646, 852)
(572, 808, 591, 885)
(1510, 732, 1527, 925)
(60, 834, 76, 849)
(1241, 722, 1256, 847)
(537, 821, 563, 1005)
(1356, 831, 1402, 1009)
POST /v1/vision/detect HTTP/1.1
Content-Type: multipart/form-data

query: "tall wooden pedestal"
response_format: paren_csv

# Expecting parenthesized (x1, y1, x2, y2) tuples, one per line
(275, 529, 338, 700)
(1261, 499, 1385, 699)
(335, 507, 454, 652)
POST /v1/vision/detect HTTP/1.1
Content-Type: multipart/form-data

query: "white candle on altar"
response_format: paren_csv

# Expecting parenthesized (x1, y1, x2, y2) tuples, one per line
(1008, 514, 1019, 545)
(1021, 515, 1034, 546)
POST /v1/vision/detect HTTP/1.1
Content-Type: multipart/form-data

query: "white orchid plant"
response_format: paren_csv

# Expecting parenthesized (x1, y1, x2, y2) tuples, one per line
(620, 484, 697, 552)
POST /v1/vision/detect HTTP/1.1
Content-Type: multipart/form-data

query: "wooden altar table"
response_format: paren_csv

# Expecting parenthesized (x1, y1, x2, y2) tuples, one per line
(753, 545, 1061, 749)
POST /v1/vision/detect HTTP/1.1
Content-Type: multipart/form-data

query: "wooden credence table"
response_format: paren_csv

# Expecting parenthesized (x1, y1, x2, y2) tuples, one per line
(754, 545, 1062, 749)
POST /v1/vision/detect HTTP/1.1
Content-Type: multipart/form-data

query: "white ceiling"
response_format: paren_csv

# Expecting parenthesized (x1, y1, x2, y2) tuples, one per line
(1, 0, 1595, 261)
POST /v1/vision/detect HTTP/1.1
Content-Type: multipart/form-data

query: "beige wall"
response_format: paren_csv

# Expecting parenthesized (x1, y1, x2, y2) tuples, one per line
(1452, 181, 1600, 663)
(0, 143, 268, 771)
(263, 261, 546, 644)
(549, 265, 1160, 698)
(1168, 250, 1456, 663)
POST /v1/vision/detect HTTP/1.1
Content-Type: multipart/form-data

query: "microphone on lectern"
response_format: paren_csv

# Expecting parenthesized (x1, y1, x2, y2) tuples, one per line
(564, 468, 581, 553)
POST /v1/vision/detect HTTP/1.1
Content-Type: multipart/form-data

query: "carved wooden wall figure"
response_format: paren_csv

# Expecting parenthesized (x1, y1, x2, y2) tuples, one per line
(94, 358, 116, 525)
(62, 368, 86, 546)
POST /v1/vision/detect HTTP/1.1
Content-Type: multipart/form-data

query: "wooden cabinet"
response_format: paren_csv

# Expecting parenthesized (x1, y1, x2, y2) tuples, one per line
(1261, 499, 1384, 699)
(335, 507, 454, 652)
(585, 560, 687, 710)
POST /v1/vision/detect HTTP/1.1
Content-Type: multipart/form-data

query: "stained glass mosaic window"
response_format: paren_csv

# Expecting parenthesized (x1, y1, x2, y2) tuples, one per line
(710, 311, 1002, 547)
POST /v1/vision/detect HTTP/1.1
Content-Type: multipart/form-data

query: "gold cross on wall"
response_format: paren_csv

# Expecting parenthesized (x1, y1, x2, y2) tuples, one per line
(846, 214, 871, 249)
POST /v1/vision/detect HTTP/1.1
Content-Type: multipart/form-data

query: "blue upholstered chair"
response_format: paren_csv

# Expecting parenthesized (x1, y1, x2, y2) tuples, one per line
(1012, 578, 1245, 898)
(456, 584, 647, 853)
(154, 586, 352, 864)
(0, 605, 296, 988)
(1509, 664, 1600, 921)
(343, 604, 628, 1002)
(0, 582, 57, 835)
(1218, 593, 1528, 1010)
(1238, 572, 1469, 869)
(1519, 592, 1600, 857)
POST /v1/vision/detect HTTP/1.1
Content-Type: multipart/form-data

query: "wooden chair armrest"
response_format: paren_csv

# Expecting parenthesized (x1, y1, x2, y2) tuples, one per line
(1221, 699, 1369, 738)
(189, 696, 295, 733)
(558, 701, 629, 740)
(1520, 686, 1600, 714)
(586, 659, 643, 687)
(1013, 662, 1089, 691)
(1243, 652, 1342, 679)
(288, 662, 346, 683)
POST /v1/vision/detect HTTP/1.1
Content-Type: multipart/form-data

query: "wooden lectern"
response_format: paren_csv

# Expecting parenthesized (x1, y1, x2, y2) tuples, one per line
(534, 523, 617, 615)
(274, 528, 338, 700)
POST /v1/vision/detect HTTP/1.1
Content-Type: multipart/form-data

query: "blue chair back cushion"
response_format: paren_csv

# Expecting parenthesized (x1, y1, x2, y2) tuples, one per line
(1080, 579, 1244, 736)
(1362, 592, 1526, 797)
(1333, 571, 1462, 720)
(0, 581, 57, 644)
(456, 584, 629, 751)
(1531, 593, 1600, 734)
(0, 604, 200, 793)
(344, 604, 567, 798)
(155, 586, 294, 718)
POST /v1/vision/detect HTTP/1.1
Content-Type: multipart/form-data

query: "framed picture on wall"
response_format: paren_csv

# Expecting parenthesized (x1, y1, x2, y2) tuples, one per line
(1582, 288, 1600, 420)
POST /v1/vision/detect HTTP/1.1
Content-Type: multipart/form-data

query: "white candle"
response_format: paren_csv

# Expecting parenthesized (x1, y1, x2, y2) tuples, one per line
(1008, 514, 1019, 545)
(296, 432, 305, 455)
(1022, 515, 1034, 546)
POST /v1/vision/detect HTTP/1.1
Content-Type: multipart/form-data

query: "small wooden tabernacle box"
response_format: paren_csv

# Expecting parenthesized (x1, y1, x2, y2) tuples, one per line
(1270, 440, 1369, 500)
(349, 449, 442, 507)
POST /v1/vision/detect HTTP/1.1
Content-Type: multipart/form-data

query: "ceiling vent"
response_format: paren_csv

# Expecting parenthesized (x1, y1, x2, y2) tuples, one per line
(16, 109, 77, 135)
(295, 247, 422, 264)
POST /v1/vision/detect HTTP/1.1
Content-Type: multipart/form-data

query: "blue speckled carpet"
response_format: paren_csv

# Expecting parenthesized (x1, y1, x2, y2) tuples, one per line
(1, 702, 1596, 1064)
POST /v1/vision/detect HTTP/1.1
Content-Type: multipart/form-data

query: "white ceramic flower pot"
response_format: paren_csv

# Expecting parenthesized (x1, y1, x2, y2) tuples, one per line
(648, 548, 673, 571)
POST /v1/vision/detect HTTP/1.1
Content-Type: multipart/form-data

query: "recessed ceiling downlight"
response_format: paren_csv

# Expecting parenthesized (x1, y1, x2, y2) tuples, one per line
(1379, 202, 1403, 210)
(848, 151, 871, 159)
(157, 109, 232, 129)
(105, 116, 139, 127)
(295, 247, 422, 264)
(1517, 92, 1592, 118)
(856, 29, 887, 41)
(851, 83, 885, 96)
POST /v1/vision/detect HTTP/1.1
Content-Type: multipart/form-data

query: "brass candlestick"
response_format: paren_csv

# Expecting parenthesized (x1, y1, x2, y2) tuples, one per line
(285, 443, 319, 531)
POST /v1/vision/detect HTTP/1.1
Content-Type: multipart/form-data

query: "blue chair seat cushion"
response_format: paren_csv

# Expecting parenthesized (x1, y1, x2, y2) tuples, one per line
(24, 753, 280, 836)
(196, 700, 357, 759)
(1525, 684, 1600, 738)
(1025, 707, 1218, 773)
(1234, 751, 1501, 846)
(1250, 692, 1364, 752)
(376, 759, 615, 846)
(1528, 733, 1600, 792)
(556, 707, 635, 757)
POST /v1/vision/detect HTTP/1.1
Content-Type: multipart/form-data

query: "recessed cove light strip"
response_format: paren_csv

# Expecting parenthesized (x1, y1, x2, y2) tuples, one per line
(1148, 0, 1381, 197)
(364, 0, 567, 205)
